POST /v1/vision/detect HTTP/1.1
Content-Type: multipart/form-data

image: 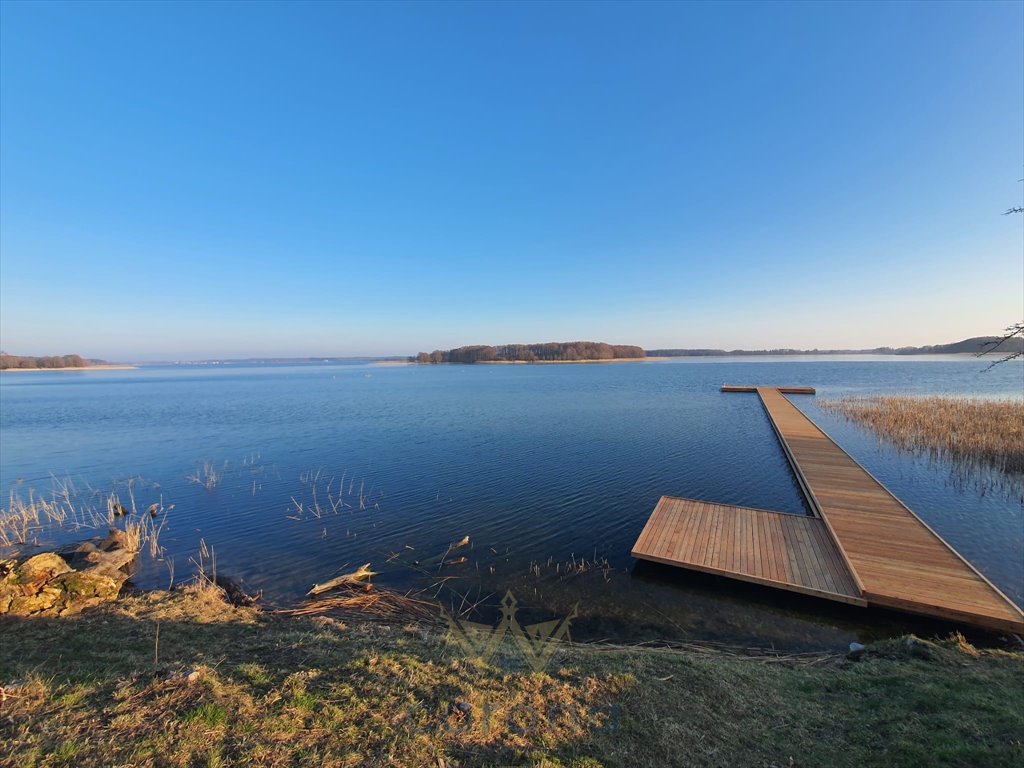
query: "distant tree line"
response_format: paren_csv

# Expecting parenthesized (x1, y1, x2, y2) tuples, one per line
(0, 353, 89, 370)
(413, 342, 645, 364)
(648, 336, 1024, 358)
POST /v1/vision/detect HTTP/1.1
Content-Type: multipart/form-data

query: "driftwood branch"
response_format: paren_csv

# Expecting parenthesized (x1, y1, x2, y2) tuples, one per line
(307, 563, 377, 596)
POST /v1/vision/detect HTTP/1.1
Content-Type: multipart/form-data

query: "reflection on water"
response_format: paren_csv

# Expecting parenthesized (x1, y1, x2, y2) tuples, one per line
(1, 356, 1021, 651)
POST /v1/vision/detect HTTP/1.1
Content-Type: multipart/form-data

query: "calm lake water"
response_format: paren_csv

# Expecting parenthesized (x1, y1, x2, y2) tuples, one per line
(1, 356, 1022, 651)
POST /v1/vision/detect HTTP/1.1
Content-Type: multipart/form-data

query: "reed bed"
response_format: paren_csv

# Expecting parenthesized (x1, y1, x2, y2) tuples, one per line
(0, 480, 167, 556)
(820, 395, 1024, 476)
(0, 488, 79, 547)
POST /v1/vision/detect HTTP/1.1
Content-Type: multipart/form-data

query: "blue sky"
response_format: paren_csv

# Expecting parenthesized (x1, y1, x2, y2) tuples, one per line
(1, 1, 1021, 360)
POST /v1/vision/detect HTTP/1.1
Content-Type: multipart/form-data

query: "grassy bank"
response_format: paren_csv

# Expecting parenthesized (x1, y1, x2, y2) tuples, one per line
(1, 586, 1022, 767)
(820, 396, 1024, 475)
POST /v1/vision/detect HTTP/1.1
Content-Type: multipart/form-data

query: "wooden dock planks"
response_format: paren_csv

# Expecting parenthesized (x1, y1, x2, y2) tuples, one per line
(631, 497, 865, 605)
(754, 387, 1024, 633)
(631, 386, 1024, 634)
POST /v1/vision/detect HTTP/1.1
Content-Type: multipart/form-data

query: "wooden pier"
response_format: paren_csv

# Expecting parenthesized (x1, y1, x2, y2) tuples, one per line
(631, 386, 1024, 634)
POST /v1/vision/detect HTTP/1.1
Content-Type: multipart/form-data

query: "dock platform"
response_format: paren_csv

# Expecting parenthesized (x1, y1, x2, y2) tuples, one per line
(632, 496, 864, 605)
(631, 386, 1024, 634)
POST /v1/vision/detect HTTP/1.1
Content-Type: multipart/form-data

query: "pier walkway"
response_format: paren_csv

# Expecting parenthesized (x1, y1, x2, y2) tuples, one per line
(631, 387, 1024, 633)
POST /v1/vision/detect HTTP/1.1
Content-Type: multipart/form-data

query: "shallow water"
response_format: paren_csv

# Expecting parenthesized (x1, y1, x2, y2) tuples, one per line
(1, 356, 1021, 651)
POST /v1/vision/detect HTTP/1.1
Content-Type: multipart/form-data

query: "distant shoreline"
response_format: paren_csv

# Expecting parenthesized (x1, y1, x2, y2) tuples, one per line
(0, 365, 137, 373)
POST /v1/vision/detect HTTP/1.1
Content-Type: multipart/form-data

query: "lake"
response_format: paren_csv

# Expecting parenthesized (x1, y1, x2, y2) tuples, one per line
(1, 356, 1021, 651)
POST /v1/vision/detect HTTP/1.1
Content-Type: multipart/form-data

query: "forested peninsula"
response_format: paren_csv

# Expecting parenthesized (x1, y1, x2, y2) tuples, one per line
(413, 341, 645, 364)
(0, 354, 92, 370)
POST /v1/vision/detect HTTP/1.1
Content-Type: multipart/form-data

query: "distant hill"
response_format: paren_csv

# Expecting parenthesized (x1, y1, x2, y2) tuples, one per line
(646, 336, 1024, 358)
(890, 337, 1024, 355)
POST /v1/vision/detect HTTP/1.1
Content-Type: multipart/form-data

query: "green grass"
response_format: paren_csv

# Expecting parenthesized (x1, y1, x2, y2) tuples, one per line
(181, 702, 228, 728)
(1, 587, 1022, 767)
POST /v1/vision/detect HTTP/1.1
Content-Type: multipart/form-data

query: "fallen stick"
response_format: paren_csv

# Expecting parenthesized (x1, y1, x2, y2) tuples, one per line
(307, 563, 377, 596)
(417, 535, 472, 568)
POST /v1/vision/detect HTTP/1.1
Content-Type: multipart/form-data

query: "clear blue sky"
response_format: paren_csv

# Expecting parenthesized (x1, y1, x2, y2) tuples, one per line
(1, 1, 1021, 360)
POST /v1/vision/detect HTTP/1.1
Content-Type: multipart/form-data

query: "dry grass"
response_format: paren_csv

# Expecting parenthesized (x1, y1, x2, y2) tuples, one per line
(820, 396, 1024, 476)
(1, 588, 1022, 767)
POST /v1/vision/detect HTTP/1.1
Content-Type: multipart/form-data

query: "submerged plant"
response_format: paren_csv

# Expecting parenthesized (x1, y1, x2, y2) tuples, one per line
(187, 461, 226, 490)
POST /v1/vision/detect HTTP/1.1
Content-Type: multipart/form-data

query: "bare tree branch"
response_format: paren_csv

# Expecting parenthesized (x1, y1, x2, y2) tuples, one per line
(978, 322, 1024, 371)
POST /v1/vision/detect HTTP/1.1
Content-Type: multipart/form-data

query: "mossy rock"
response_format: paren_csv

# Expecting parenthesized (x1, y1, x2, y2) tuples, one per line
(11, 552, 71, 589)
(53, 570, 121, 602)
(8, 584, 65, 615)
(0, 553, 72, 615)
(0, 552, 123, 616)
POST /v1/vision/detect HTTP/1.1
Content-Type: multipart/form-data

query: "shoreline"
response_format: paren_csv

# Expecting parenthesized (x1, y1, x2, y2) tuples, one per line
(0, 364, 137, 373)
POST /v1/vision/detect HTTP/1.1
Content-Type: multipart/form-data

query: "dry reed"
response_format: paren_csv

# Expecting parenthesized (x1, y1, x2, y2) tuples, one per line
(275, 587, 441, 623)
(187, 461, 226, 490)
(1, 482, 166, 556)
(0, 488, 74, 547)
(820, 395, 1024, 475)
(286, 468, 381, 522)
(528, 552, 615, 583)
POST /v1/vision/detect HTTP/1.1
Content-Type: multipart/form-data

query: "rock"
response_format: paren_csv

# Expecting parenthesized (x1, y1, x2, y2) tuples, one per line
(0, 549, 127, 617)
(214, 576, 260, 607)
(56, 540, 99, 569)
(847, 642, 866, 659)
(54, 570, 122, 601)
(85, 548, 136, 575)
(9, 584, 64, 615)
(59, 531, 137, 574)
(99, 528, 129, 552)
(14, 553, 71, 589)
